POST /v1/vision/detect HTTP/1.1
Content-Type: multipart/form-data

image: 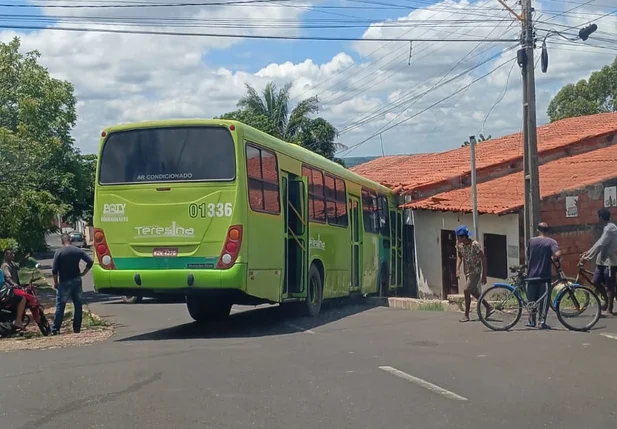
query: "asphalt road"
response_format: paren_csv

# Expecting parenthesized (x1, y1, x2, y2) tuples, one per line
(2, 237, 617, 429)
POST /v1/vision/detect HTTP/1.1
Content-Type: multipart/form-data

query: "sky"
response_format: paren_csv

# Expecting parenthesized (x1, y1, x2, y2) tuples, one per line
(1, 0, 616, 157)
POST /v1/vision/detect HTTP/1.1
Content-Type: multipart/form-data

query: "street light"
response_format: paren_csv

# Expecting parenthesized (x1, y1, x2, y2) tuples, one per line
(540, 23, 599, 73)
(579, 24, 598, 41)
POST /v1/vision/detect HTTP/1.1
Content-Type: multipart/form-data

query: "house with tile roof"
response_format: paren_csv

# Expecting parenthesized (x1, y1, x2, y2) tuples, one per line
(352, 113, 617, 298)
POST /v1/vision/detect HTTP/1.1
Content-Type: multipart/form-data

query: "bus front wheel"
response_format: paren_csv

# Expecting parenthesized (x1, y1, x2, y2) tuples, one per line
(304, 264, 323, 318)
(121, 296, 143, 304)
(186, 296, 232, 323)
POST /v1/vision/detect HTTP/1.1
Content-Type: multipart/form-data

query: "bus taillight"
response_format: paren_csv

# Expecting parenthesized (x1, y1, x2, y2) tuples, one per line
(93, 228, 116, 270)
(217, 225, 243, 269)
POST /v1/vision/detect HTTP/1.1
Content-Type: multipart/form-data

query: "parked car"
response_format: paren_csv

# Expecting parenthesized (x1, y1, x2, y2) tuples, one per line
(68, 231, 87, 248)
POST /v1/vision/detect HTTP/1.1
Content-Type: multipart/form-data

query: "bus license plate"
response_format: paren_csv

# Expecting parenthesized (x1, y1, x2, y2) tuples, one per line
(153, 248, 178, 257)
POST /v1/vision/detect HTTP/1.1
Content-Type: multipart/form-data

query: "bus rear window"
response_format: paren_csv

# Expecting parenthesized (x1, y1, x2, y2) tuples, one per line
(98, 126, 236, 184)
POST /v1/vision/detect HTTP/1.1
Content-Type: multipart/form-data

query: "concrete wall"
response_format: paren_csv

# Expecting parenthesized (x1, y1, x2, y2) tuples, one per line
(540, 178, 617, 277)
(412, 209, 520, 298)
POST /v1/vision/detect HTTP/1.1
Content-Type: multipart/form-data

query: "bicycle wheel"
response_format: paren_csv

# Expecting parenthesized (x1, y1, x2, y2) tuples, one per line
(477, 285, 523, 331)
(555, 285, 601, 332)
(550, 277, 589, 315)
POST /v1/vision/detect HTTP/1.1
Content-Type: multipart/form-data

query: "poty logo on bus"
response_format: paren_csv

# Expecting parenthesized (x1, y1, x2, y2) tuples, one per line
(101, 204, 128, 223)
(136, 173, 193, 181)
(134, 222, 195, 238)
(103, 204, 126, 215)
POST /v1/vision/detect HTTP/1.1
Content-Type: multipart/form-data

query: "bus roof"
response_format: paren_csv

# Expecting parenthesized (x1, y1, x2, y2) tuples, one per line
(101, 119, 395, 195)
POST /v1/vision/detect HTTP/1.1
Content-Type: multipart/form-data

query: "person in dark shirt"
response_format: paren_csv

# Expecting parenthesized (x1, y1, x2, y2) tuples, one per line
(526, 222, 562, 329)
(51, 234, 94, 335)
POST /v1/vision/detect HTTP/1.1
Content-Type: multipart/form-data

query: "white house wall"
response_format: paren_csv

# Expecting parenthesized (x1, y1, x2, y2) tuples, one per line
(412, 210, 520, 298)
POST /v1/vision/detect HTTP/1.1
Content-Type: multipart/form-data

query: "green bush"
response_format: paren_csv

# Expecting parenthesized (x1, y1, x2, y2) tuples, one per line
(0, 237, 18, 253)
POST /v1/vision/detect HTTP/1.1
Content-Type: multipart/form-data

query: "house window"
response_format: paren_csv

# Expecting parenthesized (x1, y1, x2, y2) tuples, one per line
(302, 165, 326, 223)
(484, 233, 508, 279)
(246, 143, 280, 214)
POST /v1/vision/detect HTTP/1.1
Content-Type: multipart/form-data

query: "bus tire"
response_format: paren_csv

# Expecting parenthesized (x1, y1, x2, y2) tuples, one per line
(186, 296, 232, 323)
(378, 264, 389, 297)
(304, 264, 323, 318)
(121, 296, 143, 304)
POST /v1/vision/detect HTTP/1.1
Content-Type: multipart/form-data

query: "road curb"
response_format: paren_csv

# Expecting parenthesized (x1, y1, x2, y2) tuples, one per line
(365, 297, 460, 312)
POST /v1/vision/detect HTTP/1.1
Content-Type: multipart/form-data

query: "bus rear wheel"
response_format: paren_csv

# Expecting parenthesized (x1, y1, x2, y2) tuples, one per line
(304, 264, 323, 318)
(186, 296, 232, 323)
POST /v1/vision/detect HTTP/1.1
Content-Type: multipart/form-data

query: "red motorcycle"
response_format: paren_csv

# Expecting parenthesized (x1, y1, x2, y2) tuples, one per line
(0, 264, 52, 337)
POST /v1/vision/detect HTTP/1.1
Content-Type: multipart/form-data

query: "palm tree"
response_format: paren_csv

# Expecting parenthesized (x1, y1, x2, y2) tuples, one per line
(226, 81, 345, 160)
(237, 82, 319, 141)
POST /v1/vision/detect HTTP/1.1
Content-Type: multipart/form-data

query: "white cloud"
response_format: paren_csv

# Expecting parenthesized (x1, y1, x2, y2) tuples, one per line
(1, 0, 616, 156)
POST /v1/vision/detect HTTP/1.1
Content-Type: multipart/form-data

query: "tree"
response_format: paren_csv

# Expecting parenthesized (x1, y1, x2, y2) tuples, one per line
(218, 82, 343, 162)
(461, 133, 491, 147)
(0, 129, 66, 252)
(547, 57, 617, 122)
(0, 37, 90, 251)
(65, 154, 97, 225)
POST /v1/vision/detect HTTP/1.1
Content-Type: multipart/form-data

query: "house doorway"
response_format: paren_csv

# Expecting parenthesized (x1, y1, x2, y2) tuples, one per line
(441, 229, 459, 298)
(402, 224, 417, 297)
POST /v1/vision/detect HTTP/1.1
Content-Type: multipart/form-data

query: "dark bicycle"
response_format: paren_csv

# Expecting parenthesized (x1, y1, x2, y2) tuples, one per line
(550, 260, 612, 313)
(477, 264, 601, 332)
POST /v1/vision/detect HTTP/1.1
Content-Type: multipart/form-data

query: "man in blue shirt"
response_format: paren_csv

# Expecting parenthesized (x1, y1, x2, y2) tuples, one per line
(51, 234, 94, 335)
(526, 222, 562, 329)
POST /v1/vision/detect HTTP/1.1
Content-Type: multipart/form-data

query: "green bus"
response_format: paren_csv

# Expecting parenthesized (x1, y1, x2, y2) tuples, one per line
(92, 119, 403, 321)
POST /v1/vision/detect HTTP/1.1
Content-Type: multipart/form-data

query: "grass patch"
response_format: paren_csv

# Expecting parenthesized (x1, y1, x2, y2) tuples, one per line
(60, 303, 111, 330)
(417, 301, 446, 312)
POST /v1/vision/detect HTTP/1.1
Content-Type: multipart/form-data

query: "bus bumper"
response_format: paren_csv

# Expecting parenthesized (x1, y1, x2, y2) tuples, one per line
(92, 263, 247, 296)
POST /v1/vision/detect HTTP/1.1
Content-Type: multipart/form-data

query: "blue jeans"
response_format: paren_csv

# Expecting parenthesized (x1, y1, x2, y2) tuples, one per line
(53, 277, 83, 333)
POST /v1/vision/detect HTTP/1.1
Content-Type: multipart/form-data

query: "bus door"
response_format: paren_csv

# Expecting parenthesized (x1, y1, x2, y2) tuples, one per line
(282, 172, 308, 299)
(389, 210, 397, 287)
(349, 195, 362, 292)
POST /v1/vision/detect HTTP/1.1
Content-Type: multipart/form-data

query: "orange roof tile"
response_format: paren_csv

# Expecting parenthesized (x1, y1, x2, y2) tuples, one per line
(404, 143, 617, 214)
(351, 113, 617, 193)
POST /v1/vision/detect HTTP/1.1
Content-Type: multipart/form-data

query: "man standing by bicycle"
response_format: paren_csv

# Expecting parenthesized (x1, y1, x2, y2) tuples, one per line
(527, 222, 562, 329)
(455, 225, 492, 322)
(580, 208, 617, 317)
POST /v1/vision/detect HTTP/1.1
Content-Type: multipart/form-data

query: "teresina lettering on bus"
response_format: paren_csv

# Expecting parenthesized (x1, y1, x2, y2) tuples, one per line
(135, 173, 193, 181)
(134, 222, 195, 237)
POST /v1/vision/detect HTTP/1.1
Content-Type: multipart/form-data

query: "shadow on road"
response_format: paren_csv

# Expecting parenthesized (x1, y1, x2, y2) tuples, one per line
(115, 298, 382, 341)
(83, 291, 124, 304)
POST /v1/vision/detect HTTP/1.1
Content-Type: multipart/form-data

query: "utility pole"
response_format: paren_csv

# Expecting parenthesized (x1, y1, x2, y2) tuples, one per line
(470, 136, 479, 241)
(521, 70, 531, 252)
(498, 0, 597, 258)
(520, 0, 541, 246)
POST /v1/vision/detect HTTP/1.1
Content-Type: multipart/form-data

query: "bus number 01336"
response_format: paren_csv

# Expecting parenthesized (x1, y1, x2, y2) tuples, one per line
(188, 203, 233, 218)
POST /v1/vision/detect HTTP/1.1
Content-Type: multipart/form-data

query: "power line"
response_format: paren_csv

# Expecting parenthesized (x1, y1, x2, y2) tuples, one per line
(338, 44, 518, 135)
(287, 4, 465, 106)
(481, 58, 516, 136)
(316, 9, 502, 106)
(339, 55, 517, 157)
(0, 24, 521, 42)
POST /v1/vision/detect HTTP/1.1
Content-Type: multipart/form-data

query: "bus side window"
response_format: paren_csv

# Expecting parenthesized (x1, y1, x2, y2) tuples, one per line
(361, 188, 378, 234)
(246, 143, 280, 215)
(378, 195, 390, 236)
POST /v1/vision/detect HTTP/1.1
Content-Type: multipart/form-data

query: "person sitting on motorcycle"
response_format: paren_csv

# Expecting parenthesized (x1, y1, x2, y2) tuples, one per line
(1, 250, 30, 329)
